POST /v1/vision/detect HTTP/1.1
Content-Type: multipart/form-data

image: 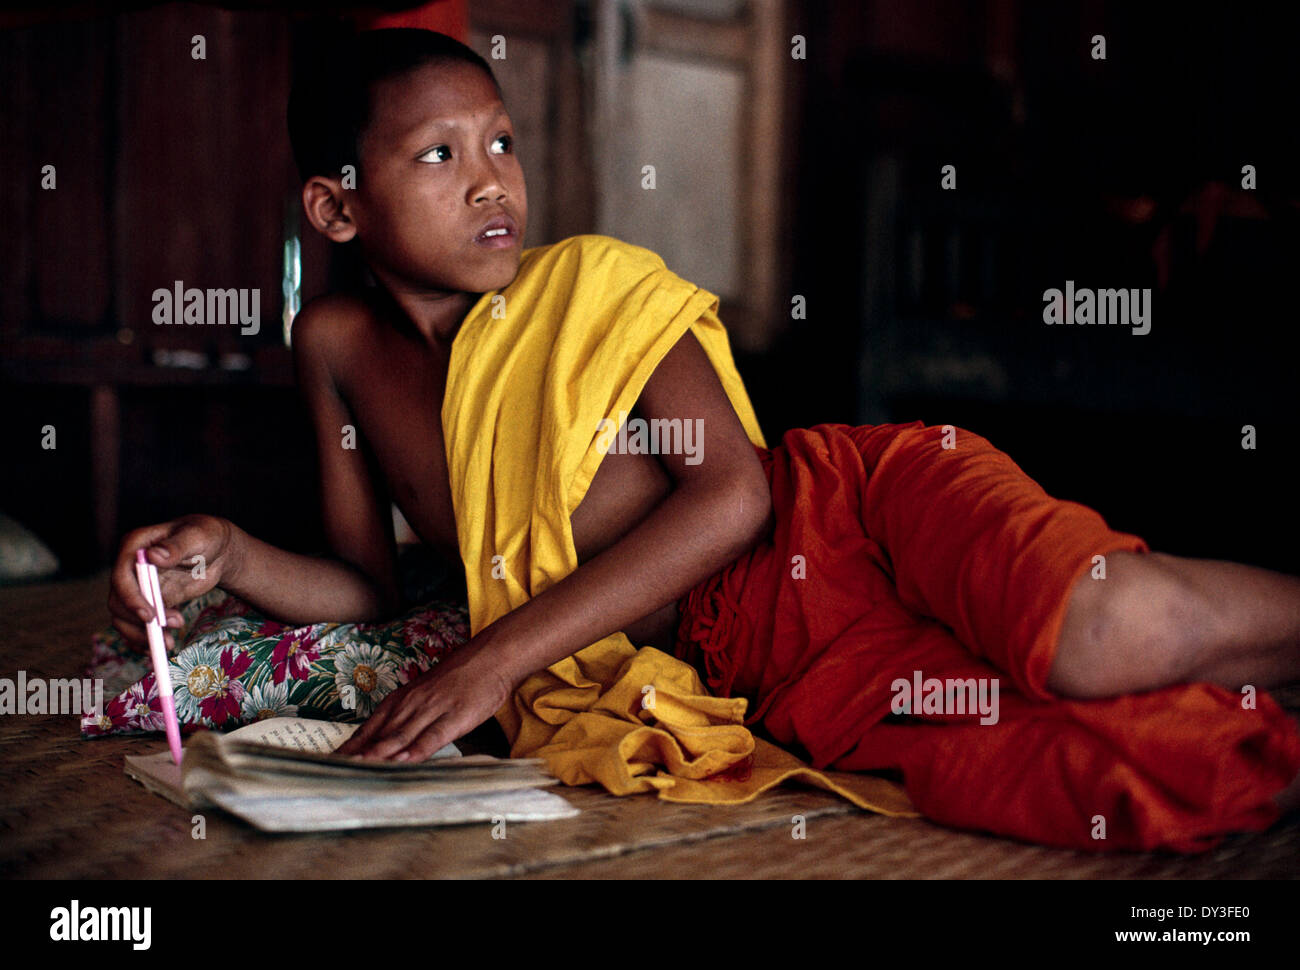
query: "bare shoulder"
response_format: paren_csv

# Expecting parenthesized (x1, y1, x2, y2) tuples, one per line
(291, 292, 382, 356)
(290, 292, 390, 389)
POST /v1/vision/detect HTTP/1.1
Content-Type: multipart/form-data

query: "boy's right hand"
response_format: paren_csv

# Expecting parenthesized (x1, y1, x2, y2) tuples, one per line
(107, 514, 241, 653)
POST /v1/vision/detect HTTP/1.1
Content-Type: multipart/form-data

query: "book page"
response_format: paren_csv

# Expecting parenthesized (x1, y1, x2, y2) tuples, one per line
(184, 761, 556, 800)
(124, 751, 190, 808)
(202, 785, 580, 832)
(224, 716, 461, 759)
(227, 717, 356, 753)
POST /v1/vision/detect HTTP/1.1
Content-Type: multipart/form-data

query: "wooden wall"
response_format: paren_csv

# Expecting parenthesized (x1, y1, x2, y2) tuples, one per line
(1, 1, 592, 573)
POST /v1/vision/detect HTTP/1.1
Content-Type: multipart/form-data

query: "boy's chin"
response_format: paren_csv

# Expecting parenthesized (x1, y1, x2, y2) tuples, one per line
(470, 257, 523, 293)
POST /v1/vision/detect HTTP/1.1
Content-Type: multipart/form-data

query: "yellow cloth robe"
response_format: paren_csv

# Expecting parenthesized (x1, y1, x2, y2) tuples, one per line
(442, 233, 915, 815)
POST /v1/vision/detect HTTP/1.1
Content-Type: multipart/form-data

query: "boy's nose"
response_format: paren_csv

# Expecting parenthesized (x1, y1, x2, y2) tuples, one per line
(471, 184, 507, 204)
(468, 164, 508, 204)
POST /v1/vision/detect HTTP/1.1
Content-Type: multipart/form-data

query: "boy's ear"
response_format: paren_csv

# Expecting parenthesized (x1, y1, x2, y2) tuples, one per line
(301, 177, 358, 243)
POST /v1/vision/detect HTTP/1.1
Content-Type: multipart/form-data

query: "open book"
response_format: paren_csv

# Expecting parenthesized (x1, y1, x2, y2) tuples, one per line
(125, 717, 579, 832)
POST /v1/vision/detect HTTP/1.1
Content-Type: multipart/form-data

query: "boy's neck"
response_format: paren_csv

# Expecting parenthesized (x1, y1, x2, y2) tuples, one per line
(375, 280, 476, 350)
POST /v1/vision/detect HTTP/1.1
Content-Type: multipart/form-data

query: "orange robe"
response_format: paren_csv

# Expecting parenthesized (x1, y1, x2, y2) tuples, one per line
(444, 234, 914, 818)
(675, 421, 1300, 852)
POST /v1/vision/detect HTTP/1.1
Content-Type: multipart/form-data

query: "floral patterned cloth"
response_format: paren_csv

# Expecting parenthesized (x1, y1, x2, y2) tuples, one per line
(80, 587, 470, 737)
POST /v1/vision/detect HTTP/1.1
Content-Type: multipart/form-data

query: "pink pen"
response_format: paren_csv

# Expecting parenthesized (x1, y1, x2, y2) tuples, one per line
(136, 549, 184, 765)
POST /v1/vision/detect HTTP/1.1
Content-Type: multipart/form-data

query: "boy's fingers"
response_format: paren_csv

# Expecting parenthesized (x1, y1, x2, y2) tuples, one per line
(364, 698, 424, 750)
(110, 615, 142, 640)
(107, 592, 148, 627)
(113, 522, 176, 616)
(146, 559, 198, 616)
(344, 703, 405, 755)
(365, 714, 427, 759)
(343, 712, 387, 751)
(148, 521, 214, 569)
(336, 723, 370, 753)
(112, 557, 154, 620)
(121, 523, 175, 558)
(110, 617, 147, 649)
(399, 718, 455, 763)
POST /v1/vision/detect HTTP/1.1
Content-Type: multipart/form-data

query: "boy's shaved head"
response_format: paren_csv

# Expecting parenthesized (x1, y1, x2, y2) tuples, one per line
(288, 26, 501, 182)
(292, 24, 526, 332)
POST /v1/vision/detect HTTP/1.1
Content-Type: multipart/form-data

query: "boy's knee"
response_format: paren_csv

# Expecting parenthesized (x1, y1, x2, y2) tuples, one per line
(1049, 551, 1202, 698)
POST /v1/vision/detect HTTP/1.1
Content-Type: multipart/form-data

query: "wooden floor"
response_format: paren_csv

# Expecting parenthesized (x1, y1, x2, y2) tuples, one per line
(2, 573, 1297, 879)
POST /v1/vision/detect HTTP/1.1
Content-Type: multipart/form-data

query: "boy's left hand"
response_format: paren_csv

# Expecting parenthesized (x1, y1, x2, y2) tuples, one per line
(335, 639, 515, 761)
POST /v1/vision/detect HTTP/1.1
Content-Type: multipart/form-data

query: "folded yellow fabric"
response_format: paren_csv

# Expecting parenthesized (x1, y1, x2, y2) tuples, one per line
(442, 234, 916, 817)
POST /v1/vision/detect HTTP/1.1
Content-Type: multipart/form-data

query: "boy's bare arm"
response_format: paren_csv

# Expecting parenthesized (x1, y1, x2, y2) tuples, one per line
(217, 523, 395, 626)
(342, 328, 771, 759)
(109, 299, 403, 646)
(477, 328, 772, 687)
(239, 298, 404, 621)
(108, 508, 393, 653)
(218, 298, 403, 623)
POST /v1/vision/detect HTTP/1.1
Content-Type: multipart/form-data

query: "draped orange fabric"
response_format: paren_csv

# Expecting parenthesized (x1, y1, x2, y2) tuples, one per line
(675, 421, 1300, 852)
(443, 234, 916, 816)
(354, 1, 468, 40)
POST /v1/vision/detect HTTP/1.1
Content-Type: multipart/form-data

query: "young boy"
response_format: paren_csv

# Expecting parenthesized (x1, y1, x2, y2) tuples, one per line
(108, 28, 1300, 852)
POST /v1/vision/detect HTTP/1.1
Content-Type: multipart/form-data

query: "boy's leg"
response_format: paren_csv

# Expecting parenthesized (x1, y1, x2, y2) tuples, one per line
(845, 421, 1143, 699)
(1053, 550, 1300, 697)
(846, 422, 1300, 700)
(1064, 555, 1300, 816)
(703, 423, 1300, 849)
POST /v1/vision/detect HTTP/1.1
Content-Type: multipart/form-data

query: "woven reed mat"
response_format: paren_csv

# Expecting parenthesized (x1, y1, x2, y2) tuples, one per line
(1, 572, 1296, 879)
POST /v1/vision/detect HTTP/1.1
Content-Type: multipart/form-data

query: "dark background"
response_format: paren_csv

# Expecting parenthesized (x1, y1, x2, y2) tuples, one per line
(748, 1, 1300, 574)
(4, 0, 1298, 578)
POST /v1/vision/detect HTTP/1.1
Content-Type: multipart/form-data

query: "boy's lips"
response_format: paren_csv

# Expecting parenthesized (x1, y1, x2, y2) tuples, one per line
(473, 213, 518, 249)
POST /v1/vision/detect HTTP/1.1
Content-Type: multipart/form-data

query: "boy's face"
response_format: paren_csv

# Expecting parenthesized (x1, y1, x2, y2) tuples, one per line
(348, 60, 527, 298)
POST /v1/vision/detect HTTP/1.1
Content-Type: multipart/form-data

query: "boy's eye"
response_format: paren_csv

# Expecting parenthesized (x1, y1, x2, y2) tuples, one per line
(490, 134, 512, 154)
(417, 145, 451, 164)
